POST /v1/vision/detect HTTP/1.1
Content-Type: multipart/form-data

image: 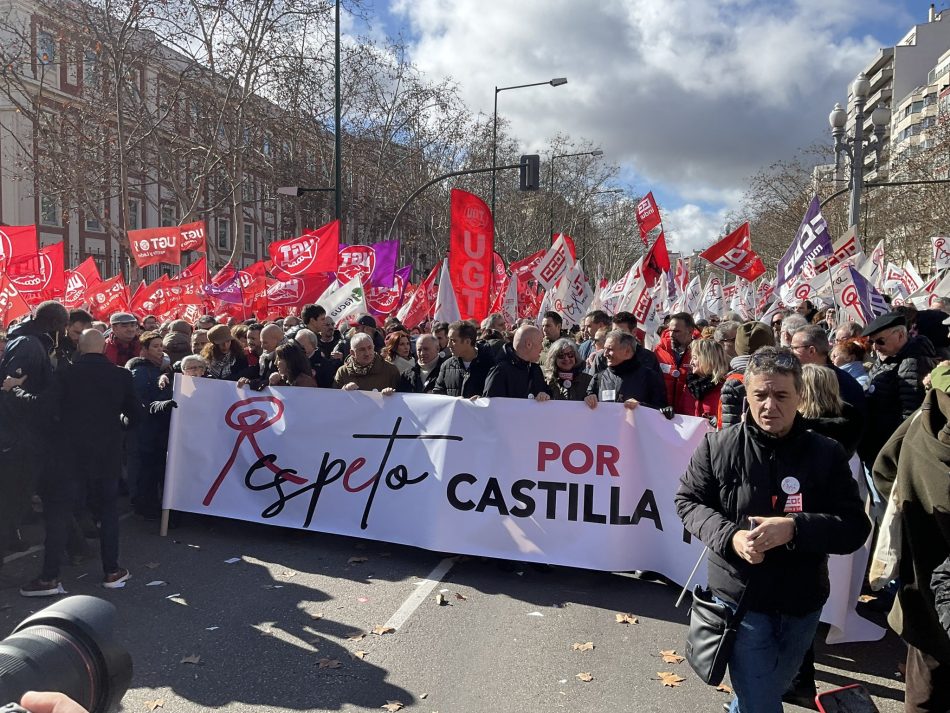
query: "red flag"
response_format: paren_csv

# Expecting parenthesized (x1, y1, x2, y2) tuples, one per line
(0, 225, 38, 271)
(448, 189, 494, 322)
(128, 226, 182, 268)
(674, 257, 688, 294)
(179, 221, 207, 253)
(489, 252, 507, 306)
(169, 272, 205, 305)
(635, 192, 662, 244)
(557, 234, 578, 261)
(8, 242, 65, 305)
(699, 223, 766, 281)
(510, 249, 547, 278)
(641, 231, 671, 287)
(63, 256, 102, 308)
(399, 262, 440, 330)
(0, 274, 31, 325)
(264, 273, 335, 320)
(268, 220, 340, 280)
(87, 274, 131, 321)
(131, 275, 171, 318)
(180, 256, 207, 280)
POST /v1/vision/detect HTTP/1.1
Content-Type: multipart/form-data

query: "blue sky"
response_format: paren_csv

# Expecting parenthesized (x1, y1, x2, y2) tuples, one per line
(347, 0, 948, 252)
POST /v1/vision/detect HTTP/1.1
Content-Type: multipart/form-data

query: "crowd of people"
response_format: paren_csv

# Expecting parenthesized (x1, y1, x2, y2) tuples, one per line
(1, 295, 949, 712)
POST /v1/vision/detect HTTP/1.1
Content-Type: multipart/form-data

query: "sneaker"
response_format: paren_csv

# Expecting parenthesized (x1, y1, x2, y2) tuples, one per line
(103, 568, 131, 589)
(20, 578, 65, 597)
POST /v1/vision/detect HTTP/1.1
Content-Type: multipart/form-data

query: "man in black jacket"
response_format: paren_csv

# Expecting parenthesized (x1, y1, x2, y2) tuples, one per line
(584, 330, 667, 412)
(675, 347, 870, 713)
(484, 325, 550, 401)
(433, 321, 494, 398)
(20, 329, 143, 596)
(586, 311, 661, 375)
(399, 334, 445, 394)
(859, 312, 936, 464)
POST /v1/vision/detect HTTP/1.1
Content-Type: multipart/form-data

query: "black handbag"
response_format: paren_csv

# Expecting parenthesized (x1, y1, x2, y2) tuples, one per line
(684, 585, 747, 686)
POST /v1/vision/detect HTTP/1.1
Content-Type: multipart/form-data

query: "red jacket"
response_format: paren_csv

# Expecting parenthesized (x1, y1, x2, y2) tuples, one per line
(654, 335, 692, 413)
(103, 334, 141, 367)
(680, 381, 722, 422)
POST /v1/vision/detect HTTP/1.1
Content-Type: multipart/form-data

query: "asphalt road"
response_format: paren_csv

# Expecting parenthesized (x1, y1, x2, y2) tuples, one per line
(2, 512, 907, 713)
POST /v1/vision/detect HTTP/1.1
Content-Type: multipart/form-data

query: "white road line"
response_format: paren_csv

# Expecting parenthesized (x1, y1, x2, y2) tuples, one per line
(384, 556, 456, 631)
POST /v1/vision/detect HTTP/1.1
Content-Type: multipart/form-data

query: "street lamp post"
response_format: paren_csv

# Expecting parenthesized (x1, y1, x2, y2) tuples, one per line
(829, 73, 890, 233)
(547, 149, 604, 240)
(491, 77, 567, 231)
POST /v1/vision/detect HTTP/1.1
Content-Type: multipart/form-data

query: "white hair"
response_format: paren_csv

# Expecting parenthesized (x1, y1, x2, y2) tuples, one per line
(294, 328, 318, 350)
(351, 332, 373, 349)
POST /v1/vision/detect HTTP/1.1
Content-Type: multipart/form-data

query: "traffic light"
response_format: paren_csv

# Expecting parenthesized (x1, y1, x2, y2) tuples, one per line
(520, 154, 540, 191)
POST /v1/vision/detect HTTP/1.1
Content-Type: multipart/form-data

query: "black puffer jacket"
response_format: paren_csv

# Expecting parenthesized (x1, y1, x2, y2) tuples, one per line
(859, 336, 936, 463)
(484, 343, 549, 400)
(0, 318, 55, 395)
(433, 348, 494, 397)
(675, 417, 870, 615)
(933, 556, 950, 639)
(398, 357, 446, 394)
(587, 355, 667, 409)
(718, 356, 750, 429)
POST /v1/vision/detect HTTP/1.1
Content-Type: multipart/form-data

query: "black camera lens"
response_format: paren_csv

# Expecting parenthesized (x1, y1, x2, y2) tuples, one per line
(0, 596, 131, 713)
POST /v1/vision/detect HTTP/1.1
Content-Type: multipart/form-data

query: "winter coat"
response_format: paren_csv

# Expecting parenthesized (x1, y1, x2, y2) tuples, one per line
(719, 355, 751, 429)
(680, 374, 722, 422)
(587, 343, 661, 376)
(547, 370, 593, 401)
(859, 336, 936, 464)
(654, 341, 692, 413)
(398, 357, 446, 394)
(127, 357, 172, 453)
(484, 343, 550, 400)
(0, 318, 55, 394)
(675, 416, 871, 615)
(58, 353, 142, 478)
(931, 556, 950, 639)
(839, 360, 870, 390)
(872, 388, 950, 663)
(206, 352, 249, 381)
(333, 354, 401, 391)
(432, 349, 494, 398)
(103, 334, 141, 368)
(0, 386, 53, 454)
(586, 354, 667, 409)
(317, 330, 343, 360)
(308, 350, 339, 388)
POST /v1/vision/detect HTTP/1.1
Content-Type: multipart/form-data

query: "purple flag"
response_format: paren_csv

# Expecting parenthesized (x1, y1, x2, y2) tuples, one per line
(204, 266, 243, 304)
(775, 196, 833, 286)
(338, 241, 399, 289)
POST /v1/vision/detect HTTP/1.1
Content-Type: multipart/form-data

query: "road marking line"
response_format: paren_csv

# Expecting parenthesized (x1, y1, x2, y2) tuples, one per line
(384, 557, 456, 631)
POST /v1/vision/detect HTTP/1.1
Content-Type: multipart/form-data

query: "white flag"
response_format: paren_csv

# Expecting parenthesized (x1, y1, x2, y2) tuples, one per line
(551, 262, 593, 328)
(532, 234, 575, 291)
(697, 277, 723, 319)
(501, 275, 519, 327)
(902, 261, 923, 293)
(316, 278, 341, 306)
(433, 260, 461, 324)
(673, 276, 702, 315)
(321, 276, 366, 326)
(932, 237, 950, 272)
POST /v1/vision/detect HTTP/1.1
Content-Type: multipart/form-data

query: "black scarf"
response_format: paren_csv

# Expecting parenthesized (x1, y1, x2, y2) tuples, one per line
(686, 372, 716, 400)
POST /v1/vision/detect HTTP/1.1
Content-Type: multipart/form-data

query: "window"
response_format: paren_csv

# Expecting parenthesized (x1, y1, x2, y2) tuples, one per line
(85, 214, 102, 232)
(161, 204, 175, 226)
(265, 228, 274, 245)
(262, 136, 271, 157)
(39, 194, 60, 226)
(83, 49, 98, 88)
(242, 178, 254, 202)
(243, 224, 253, 253)
(217, 219, 230, 250)
(37, 31, 56, 66)
(127, 198, 140, 230)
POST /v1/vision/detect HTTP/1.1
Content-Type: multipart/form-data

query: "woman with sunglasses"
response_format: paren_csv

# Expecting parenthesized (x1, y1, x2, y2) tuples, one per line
(543, 338, 591, 401)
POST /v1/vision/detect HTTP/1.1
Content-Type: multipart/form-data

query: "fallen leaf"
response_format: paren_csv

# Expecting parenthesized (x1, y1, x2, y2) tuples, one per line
(716, 684, 733, 694)
(180, 654, 201, 665)
(381, 702, 404, 712)
(145, 562, 160, 569)
(434, 593, 447, 606)
(372, 625, 395, 636)
(858, 594, 876, 603)
(145, 699, 164, 711)
(454, 593, 468, 601)
(346, 632, 366, 642)
(317, 658, 342, 669)
(352, 650, 368, 660)
(348, 556, 369, 564)
(660, 649, 685, 664)
(576, 672, 594, 682)
(572, 642, 595, 652)
(658, 671, 685, 687)
(616, 613, 639, 625)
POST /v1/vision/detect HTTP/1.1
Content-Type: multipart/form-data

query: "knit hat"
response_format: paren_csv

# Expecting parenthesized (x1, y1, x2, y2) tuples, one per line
(734, 321, 775, 356)
(207, 324, 232, 345)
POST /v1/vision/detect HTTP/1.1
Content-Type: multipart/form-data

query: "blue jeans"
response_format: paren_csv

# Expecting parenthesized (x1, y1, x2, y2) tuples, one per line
(727, 608, 822, 713)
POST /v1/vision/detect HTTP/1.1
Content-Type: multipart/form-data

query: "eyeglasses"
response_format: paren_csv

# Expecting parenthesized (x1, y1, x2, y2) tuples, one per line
(789, 343, 813, 352)
(872, 332, 892, 347)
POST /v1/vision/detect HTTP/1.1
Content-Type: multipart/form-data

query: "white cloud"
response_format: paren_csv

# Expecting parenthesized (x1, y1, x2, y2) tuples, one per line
(391, 0, 906, 229)
(663, 203, 732, 255)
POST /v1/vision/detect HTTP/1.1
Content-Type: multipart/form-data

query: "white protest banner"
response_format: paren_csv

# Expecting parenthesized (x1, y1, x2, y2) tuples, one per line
(166, 378, 710, 577)
(532, 234, 575, 291)
(932, 237, 950, 272)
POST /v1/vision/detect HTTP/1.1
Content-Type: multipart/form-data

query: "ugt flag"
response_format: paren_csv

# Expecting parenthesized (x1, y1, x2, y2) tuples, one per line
(448, 189, 493, 322)
(775, 197, 832, 285)
(268, 220, 340, 280)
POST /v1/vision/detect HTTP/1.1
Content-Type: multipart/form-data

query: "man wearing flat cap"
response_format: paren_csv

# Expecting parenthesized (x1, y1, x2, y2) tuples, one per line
(858, 311, 936, 464)
(103, 312, 141, 367)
